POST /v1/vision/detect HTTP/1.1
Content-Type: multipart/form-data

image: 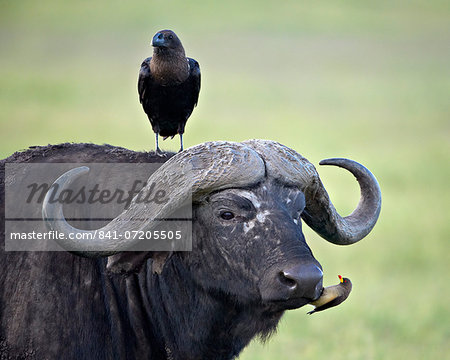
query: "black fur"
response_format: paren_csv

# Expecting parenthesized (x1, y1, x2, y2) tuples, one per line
(0, 144, 321, 359)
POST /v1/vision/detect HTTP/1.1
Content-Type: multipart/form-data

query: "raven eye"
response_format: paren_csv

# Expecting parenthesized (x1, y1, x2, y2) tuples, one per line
(220, 211, 234, 220)
(168, 34, 173, 40)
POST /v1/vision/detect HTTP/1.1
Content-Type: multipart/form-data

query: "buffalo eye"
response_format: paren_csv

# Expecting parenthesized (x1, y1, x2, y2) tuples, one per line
(220, 211, 235, 220)
(168, 34, 173, 40)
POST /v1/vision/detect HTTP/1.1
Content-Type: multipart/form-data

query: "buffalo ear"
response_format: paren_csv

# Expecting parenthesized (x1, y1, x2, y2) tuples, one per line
(150, 251, 172, 274)
(106, 251, 172, 275)
(106, 252, 151, 275)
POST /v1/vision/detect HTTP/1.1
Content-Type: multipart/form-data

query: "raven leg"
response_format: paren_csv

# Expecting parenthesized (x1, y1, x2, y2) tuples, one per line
(155, 133, 166, 157)
(179, 134, 183, 153)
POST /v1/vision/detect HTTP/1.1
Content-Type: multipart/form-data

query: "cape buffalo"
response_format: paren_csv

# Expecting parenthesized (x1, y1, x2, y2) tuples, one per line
(0, 140, 381, 359)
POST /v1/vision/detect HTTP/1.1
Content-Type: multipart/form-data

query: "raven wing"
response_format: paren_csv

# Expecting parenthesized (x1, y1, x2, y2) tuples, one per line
(138, 57, 152, 106)
(187, 58, 201, 109)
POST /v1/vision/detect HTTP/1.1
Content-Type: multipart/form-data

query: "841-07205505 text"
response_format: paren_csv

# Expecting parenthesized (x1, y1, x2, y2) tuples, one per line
(9, 230, 183, 241)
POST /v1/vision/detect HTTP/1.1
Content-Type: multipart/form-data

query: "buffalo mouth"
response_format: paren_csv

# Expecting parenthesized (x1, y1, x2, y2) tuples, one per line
(264, 285, 325, 311)
(267, 297, 313, 311)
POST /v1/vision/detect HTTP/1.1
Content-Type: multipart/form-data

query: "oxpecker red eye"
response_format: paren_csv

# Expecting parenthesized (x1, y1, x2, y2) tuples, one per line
(220, 211, 235, 220)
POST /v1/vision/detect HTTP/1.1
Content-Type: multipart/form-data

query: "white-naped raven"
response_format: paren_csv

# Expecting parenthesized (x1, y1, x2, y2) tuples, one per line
(138, 30, 201, 155)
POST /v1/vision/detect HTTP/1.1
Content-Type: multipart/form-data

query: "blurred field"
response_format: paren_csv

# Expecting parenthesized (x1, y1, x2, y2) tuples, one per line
(1, 1, 449, 359)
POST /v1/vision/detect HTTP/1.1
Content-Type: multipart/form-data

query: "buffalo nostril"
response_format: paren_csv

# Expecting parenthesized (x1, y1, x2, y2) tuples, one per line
(157, 33, 163, 39)
(280, 264, 323, 299)
(278, 271, 298, 289)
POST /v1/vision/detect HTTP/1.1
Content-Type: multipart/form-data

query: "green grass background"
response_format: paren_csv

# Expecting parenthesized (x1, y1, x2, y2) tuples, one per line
(1, 1, 449, 359)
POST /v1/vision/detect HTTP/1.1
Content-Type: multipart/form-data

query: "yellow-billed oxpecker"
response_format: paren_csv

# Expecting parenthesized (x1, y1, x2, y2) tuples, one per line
(307, 275, 352, 315)
(138, 30, 201, 155)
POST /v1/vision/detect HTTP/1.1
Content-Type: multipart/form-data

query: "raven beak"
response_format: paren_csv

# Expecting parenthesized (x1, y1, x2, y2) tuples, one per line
(152, 32, 166, 47)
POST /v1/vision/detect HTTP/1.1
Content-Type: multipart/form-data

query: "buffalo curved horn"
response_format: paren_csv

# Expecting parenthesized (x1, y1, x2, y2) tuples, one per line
(243, 139, 381, 245)
(302, 158, 381, 245)
(42, 142, 265, 257)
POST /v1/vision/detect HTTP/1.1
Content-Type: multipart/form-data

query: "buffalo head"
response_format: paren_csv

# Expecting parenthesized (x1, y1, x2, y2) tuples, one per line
(42, 140, 381, 310)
